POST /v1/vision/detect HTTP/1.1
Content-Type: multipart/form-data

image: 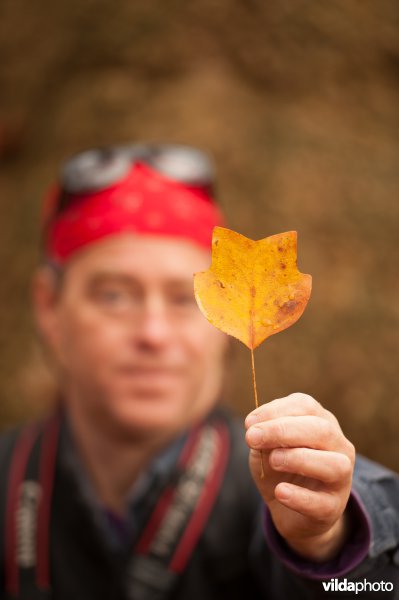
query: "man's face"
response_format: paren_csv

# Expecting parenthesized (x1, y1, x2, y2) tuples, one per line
(37, 234, 228, 440)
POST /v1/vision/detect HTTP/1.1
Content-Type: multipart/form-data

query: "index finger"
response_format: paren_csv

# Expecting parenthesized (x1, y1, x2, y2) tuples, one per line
(246, 415, 343, 452)
(245, 393, 326, 429)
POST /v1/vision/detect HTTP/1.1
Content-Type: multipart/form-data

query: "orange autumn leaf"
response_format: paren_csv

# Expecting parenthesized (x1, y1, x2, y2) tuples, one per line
(194, 227, 312, 349)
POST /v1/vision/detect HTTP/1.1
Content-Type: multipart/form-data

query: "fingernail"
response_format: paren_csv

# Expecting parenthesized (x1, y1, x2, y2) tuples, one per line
(271, 448, 285, 467)
(277, 484, 292, 500)
(245, 414, 258, 428)
(247, 426, 263, 447)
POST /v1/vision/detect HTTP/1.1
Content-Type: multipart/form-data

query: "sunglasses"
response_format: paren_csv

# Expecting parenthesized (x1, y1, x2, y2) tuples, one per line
(51, 143, 216, 217)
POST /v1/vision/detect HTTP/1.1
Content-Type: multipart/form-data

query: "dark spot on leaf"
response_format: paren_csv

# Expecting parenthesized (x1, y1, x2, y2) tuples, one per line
(278, 247, 283, 253)
(279, 300, 299, 314)
(280, 262, 286, 269)
(217, 280, 225, 288)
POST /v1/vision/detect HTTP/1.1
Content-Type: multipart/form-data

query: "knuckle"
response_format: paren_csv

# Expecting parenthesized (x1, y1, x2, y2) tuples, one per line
(305, 394, 321, 412)
(336, 454, 353, 479)
(290, 393, 320, 412)
(295, 447, 308, 474)
(318, 496, 338, 522)
(318, 418, 333, 443)
(346, 441, 356, 464)
(324, 409, 340, 427)
(276, 419, 287, 443)
(302, 395, 318, 413)
(270, 448, 286, 469)
(300, 488, 313, 508)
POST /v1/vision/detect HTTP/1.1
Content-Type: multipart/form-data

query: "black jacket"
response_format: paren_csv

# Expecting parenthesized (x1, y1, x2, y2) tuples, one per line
(0, 412, 398, 600)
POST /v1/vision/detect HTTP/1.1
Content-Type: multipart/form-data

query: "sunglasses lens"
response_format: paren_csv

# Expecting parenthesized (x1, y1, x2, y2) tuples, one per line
(61, 148, 131, 194)
(145, 144, 214, 187)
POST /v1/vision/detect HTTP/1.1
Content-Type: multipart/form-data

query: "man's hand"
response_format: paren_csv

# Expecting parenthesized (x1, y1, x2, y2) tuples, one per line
(245, 393, 356, 562)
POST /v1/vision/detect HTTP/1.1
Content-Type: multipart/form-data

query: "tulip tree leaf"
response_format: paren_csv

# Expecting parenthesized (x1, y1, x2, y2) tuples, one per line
(194, 227, 312, 350)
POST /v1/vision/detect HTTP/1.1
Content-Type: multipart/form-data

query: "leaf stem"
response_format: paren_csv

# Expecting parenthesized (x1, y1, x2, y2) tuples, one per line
(250, 348, 265, 480)
(250, 347, 259, 409)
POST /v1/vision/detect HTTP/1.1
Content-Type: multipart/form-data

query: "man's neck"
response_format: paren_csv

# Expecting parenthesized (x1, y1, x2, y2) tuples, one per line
(66, 407, 173, 516)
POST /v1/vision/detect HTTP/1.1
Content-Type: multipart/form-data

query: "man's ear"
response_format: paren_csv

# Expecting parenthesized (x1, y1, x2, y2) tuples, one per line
(31, 266, 63, 353)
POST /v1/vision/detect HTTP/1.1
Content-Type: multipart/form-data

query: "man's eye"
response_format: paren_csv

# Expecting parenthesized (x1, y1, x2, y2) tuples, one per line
(96, 289, 130, 306)
(170, 294, 196, 307)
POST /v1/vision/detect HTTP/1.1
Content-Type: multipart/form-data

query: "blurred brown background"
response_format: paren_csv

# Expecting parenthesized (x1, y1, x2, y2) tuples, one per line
(0, 1, 398, 470)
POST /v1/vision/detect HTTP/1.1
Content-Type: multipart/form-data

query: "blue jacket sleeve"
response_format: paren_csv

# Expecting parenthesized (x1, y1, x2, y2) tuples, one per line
(251, 454, 399, 599)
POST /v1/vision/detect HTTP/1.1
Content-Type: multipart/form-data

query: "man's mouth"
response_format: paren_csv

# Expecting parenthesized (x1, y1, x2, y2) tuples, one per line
(116, 366, 183, 380)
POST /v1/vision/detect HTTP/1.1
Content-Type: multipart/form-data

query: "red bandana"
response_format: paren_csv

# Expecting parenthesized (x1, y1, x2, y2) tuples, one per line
(44, 162, 224, 264)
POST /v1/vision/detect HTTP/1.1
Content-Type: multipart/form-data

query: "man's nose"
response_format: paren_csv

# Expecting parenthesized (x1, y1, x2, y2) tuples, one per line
(131, 298, 173, 350)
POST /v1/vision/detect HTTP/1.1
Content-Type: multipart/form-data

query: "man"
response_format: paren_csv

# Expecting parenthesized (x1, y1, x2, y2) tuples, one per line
(0, 143, 398, 599)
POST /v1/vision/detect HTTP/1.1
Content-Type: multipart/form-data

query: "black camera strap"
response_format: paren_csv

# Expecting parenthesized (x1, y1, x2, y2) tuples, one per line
(4, 413, 230, 600)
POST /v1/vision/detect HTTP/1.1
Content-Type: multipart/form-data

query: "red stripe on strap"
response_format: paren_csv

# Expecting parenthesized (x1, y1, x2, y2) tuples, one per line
(36, 414, 60, 590)
(5, 424, 40, 597)
(169, 422, 229, 573)
(135, 486, 175, 555)
(135, 427, 201, 555)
